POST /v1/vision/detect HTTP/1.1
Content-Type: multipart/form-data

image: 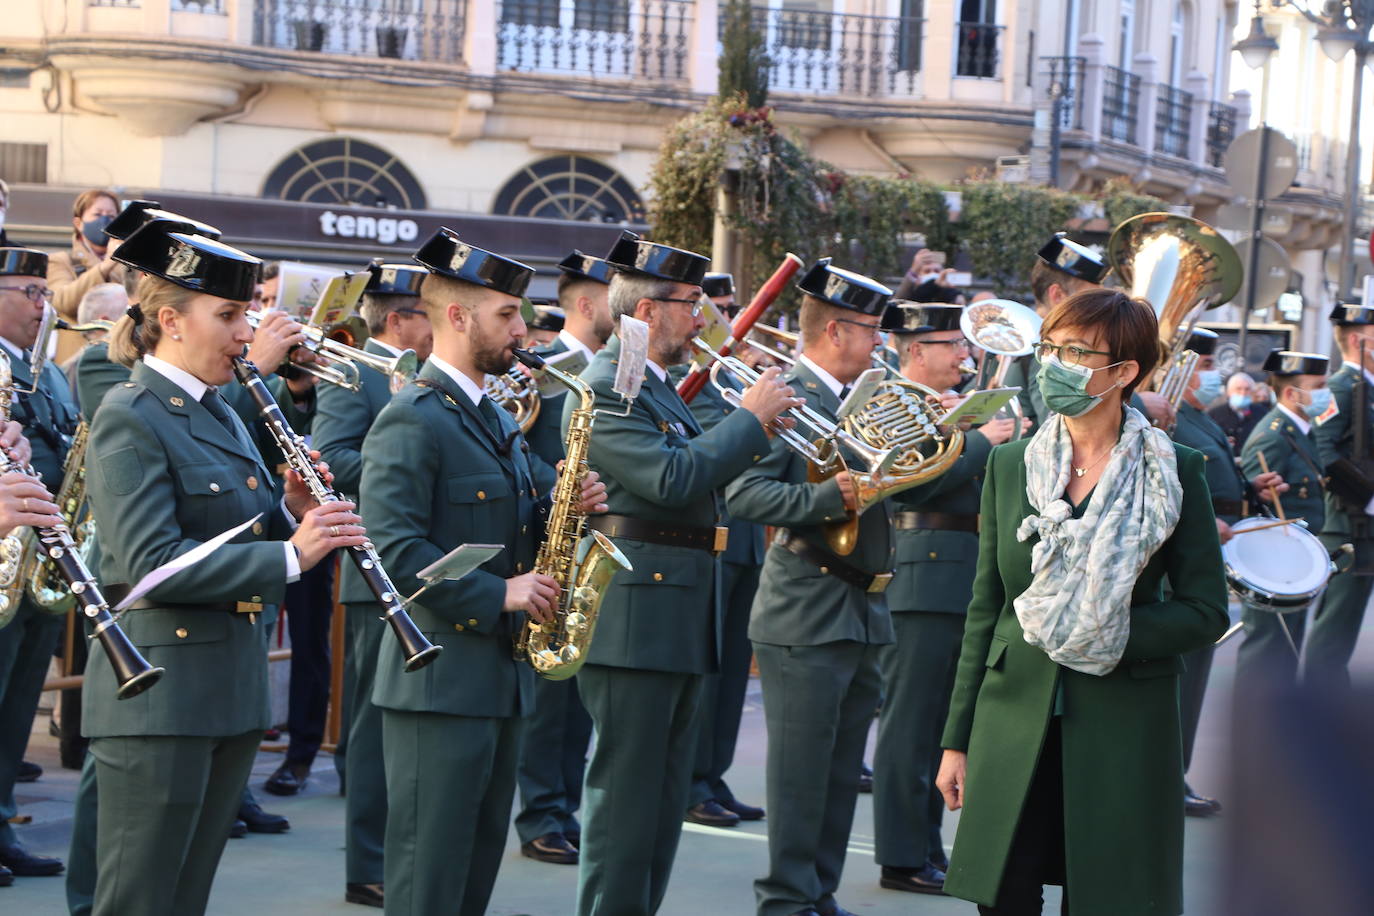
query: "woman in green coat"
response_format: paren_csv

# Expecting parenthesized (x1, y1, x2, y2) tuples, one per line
(84, 222, 365, 916)
(936, 289, 1228, 915)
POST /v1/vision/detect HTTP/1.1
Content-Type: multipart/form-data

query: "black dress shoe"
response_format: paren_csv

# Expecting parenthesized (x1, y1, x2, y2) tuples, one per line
(880, 863, 947, 895)
(0, 863, 12, 887)
(1184, 792, 1222, 817)
(520, 832, 579, 865)
(264, 761, 311, 796)
(787, 910, 820, 916)
(15, 760, 40, 783)
(229, 819, 248, 839)
(0, 843, 64, 877)
(927, 850, 950, 872)
(238, 801, 290, 834)
(720, 797, 765, 821)
(858, 762, 873, 794)
(565, 831, 580, 850)
(345, 882, 384, 907)
(684, 799, 740, 828)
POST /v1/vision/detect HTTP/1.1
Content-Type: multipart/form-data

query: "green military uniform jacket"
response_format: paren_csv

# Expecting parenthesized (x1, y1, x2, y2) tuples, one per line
(362, 360, 551, 718)
(75, 340, 131, 418)
(888, 430, 994, 614)
(84, 362, 293, 738)
(1241, 406, 1326, 533)
(726, 359, 895, 647)
(563, 334, 771, 674)
(1174, 402, 1246, 524)
(6, 344, 78, 484)
(1313, 363, 1371, 538)
(941, 438, 1227, 915)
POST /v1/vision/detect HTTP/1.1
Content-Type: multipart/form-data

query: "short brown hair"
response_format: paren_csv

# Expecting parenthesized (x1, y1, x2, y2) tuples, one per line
(798, 295, 846, 343)
(1040, 288, 1160, 398)
(72, 188, 118, 223)
(1029, 260, 1093, 308)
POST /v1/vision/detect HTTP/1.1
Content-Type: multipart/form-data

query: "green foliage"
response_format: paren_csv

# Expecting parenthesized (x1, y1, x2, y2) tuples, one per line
(718, 0, 770, 109)
(958, 180, 1079, 293)
(1100, 176, 1170, 228)
(827, 173, 950, 281)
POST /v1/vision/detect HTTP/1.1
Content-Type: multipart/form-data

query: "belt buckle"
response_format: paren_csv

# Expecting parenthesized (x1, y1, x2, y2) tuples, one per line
(236, 601, 264, 615)
(713, 526, 729, 554)
(867, 572, 894, 594)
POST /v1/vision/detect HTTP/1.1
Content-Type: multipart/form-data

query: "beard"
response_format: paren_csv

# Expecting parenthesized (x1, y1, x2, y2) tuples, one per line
(592, 311, 615, 347)
(469, 317, 514, 376)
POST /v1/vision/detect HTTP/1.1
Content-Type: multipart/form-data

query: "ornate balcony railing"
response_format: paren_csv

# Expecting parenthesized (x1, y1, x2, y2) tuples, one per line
(954, 21, 1002, 79)
(743, 8, 924, 97)
(497, 0, 692, 82)
(252, 0, 468, 63)
(1102, 65, 1140, 145)
(1042, 55, 1084, 130)
(1206, 101, 1237, 168)
(1154, 83, 1192, 159)
(172, 0, 225, 11)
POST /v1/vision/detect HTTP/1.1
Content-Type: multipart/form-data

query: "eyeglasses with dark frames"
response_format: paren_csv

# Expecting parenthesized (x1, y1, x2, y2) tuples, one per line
(1033, 340, 1113, 366)
(0, 285, 54, 304)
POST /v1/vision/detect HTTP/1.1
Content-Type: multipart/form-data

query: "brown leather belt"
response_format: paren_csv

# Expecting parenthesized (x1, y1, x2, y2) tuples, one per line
(103, 584, 262, 615)
(587, 514, 728, 554)
(1211, 498, 1245, 518)
(777, 532, 893, 594)
(893, 511, 979, 533)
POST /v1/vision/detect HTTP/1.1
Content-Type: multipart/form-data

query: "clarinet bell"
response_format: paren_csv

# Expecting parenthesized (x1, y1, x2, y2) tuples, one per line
(100, 625, 165, 700)
(387, 611, 442, 672)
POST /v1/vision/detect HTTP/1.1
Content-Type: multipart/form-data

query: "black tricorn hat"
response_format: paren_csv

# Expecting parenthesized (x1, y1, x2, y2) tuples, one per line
(1262, 348, 1329, 377)
(0, 248, 48, 278)
(106, 200, 221, 242)
(113, 223, 261, 302)
(365, 260, 427, 297)
(882, 300, 963, 335)
(1037, 232, 1109, 284)
(1329, 301, 1374, 326)
(528, 301, 565, 333)
(557, 250, 614, 285)
(1184, 327, 1219, 355)
(796, 258, 892, 316)
(413, 228, 534, 298)
(605, 230, 708, 286)
(702, 272, 735, 299)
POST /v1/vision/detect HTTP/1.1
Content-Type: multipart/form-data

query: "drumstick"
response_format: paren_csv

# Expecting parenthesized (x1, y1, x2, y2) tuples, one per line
(1229, 518, 1302, 535)
(1256, 452, 1286, 521)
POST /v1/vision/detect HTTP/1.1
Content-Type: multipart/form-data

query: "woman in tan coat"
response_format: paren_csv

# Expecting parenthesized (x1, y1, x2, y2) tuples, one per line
(47, 189, 125, 361)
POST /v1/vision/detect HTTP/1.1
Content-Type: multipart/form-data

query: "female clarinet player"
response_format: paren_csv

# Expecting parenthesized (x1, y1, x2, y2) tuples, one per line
(83, 219, 366, 916)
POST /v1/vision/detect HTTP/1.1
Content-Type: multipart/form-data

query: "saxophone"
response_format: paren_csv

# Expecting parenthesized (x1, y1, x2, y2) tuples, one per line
(27, 419, 94, 613)
(512, 348, 631, 680)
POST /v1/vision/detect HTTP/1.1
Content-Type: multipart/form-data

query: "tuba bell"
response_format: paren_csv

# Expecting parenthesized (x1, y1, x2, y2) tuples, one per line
(959, 298, 1043, 440)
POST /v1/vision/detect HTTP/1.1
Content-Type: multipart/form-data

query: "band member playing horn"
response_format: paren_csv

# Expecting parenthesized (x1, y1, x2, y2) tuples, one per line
(516, 250, 613, 866)
(87, 222, 365, 915)
(0, 247, 78, 883)
(1235, 349, 1331, 692)
(725, 259, 897, 916)
(360, 229, 604, 916)
(568, 231, 794, 916)
(312, 260, 431, 908)
(872, 301, 1023, 896)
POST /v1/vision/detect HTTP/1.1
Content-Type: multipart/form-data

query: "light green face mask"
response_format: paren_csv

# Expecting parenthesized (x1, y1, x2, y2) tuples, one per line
(1037, 353, 1124, 418)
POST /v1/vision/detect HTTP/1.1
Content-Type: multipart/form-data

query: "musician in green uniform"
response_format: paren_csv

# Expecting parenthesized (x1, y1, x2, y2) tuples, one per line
(1000, 234, 1107, 434)
(312, 260, 430, 908)
(566, 231, 793, 916)
(361, 228, 604, 916)
(1168, 328, 1285, 816)
(515, 250, 612, 866)
(1309, 303, 1374, 690)
(726, 259, 897, 916)
(1236, 349, 1331, 691)
(872, 301, 1020, 896)
(0, 248, 78, 883)
(85, 223, 364, 915)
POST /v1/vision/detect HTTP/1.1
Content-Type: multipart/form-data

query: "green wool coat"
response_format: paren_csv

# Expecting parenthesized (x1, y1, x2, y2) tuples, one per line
(940, 437, 1228, 915)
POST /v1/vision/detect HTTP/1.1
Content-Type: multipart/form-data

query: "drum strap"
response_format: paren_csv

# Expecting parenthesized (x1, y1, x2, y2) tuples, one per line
(1280, 429, 1327, 489)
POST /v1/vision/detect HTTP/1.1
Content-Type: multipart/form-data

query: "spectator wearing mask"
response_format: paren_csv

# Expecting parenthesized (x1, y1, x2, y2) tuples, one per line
(48, 190, 127, 365)
(1209, 372, 1261, 455)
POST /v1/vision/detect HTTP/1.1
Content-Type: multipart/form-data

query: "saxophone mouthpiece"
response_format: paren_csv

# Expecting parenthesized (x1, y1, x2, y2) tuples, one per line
(513, 348, 545, 370)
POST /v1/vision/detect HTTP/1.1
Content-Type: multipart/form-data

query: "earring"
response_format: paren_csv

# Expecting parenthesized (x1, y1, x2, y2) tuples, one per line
(172, 334, 181, 341)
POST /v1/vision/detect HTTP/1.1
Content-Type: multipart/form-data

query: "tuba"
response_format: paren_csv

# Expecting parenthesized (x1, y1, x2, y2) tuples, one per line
(960, 298, 1043, 440)
(1107, 213, 1242, 416)
(512, 348, 631, 679)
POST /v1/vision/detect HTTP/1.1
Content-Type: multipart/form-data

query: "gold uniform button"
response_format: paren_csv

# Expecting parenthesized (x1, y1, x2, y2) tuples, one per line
(819, 566, 830, 575)
(929, 551, 939, 560)
(468, 618, 478, 627)
(521, 525, 528, 534)
(516, 561, 524, 573)
(123, 382, 135, 388)
(251, 595, 262, 603)
(247, 476, 259, 490)
(251, 522, 264, 536)
(753, 455, 762, 461)
(454, 623, 465, 632)
(175, 627, 189, 639)
(477, 490, 486, 500)
(209, 482, 221, 493)
(653, 572, 664, 581)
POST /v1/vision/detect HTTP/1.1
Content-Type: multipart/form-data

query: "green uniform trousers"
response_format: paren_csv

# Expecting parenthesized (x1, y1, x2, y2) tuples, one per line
(576, 664, 702, 916)
(0, 601, 64, 845)
(873, 612, 964, 868)
(66, 752, 98, 915)
(515, 674, 591, 844)
(90, 729, 261, 916)
(381, 708, 521, 916)
(689, 558, 761, 808)
(1307, 536, 1374, 691)
(1235, 602, 1310, 692)
(753, 641, 883, 916)
(344, 602, 387, 885)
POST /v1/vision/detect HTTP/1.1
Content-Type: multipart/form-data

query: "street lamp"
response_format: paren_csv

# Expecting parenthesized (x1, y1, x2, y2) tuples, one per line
(1233, 1, 1279, 361)
(1235, 5, 1280, 70)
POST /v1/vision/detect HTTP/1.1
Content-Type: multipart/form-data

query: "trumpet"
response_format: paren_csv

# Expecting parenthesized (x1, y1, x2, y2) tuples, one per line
(245, 311, 418, 394)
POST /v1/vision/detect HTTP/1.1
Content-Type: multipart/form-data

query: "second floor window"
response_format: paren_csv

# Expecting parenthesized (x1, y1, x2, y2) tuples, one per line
(956, 0, 998, 78)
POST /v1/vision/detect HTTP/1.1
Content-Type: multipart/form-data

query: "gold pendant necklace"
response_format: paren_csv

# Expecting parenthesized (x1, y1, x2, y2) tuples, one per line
(1073, 446, 1113, 478)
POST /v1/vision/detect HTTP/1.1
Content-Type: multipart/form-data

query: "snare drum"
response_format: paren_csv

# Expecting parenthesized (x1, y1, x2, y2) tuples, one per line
(1221, 517, 1335, 610)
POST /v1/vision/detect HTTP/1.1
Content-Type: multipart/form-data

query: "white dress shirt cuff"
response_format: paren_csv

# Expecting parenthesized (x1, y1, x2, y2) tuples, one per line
(279, 499, 302, 582)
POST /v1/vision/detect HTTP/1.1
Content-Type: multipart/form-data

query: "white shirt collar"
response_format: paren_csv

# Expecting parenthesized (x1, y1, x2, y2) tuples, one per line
(143, 354, 211, 402)
(1341, 360, 1374, 387)
(427, 354, 486, 407)
(798, 354, 844, 399)
(369, 337, 404, 357)
(0, 337, 22, 361)
(1277, 402, 1312, 436)
(645, 359, 667, 383)
(557, 329, 595, 360)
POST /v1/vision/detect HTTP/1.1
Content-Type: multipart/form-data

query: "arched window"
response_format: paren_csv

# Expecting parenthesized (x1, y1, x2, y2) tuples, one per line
(491, 155, 645, 223)
(262, 137, 427, 210)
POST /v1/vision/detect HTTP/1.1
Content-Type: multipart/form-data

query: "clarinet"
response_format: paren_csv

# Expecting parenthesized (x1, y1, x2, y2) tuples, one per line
(0, 356, 163, 699)
(231, 357, 442, 671)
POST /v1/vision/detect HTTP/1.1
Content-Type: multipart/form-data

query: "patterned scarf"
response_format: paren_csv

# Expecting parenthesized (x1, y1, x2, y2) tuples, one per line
(1013, 406, 1183, 675)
